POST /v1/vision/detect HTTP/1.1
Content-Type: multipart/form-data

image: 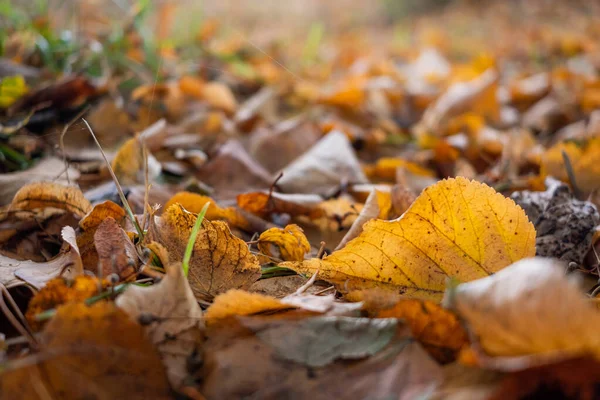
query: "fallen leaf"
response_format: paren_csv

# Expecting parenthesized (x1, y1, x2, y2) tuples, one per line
(0, 302, 171, 400)
(94, 217, 138, 280)
(512, 177, 599, 264)
(336, 189, 391, 250)
(236, 191, 323, 219)
(0, 75, 28, 108)
(541, 137, 600, 193)
(447, 257, 600, 359)
(277, 130, 368, 195)
(148, 204, 261, 301)
(376, 299, 469, 363)
(25, 275, 103, 330)
(282, 177, 536, 300)
(205, 289, 362, 323)
(200, 315, 442, 399)
(420, 69, 500, 133)
(117, 259, 204, 389)
(258, 224, 311, 262)
(0, 252, 75, 289)
(201, 81, 238, 114)
(9, 182, 92, 218)
(111, 136, 161, 185)
(0, 158, 80, 206)
(165, 191, 250, 230)
(77, 200, 127, 274)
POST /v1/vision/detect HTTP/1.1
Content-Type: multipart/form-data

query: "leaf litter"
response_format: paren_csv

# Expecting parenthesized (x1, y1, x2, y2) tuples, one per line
(2, 1, 600, 399)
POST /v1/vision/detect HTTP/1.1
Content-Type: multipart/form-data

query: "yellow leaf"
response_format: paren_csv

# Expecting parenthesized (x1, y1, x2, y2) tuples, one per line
(10, 182, 92, 218)
(148, 204, 261, 301)
(204, 289, 291, 323)
(165, 191, 249, 230)
(258, 224, 311, 262)
(202, 81, 238, 114)
(282, 177, 536, 300)
(365, 157, 435, 182)
(111, 137, 144, 185)
(0, 75, 28, 108)
(541, 139, 600, 193)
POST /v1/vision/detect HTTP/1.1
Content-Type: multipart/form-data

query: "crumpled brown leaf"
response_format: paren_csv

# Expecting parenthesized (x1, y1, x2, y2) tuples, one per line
(117, 253, 204, 389)
(148, 204, 261, 301)
(93, 217, 138, 280)
(199, 315, 442, 400)
(9, 181, 92, 218)
(0, 302, 171, 400)
(512, 177, 599, 264)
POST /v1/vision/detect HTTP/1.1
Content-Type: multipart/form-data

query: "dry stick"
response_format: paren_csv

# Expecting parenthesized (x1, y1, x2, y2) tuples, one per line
(265, 172, 284, 214)
(316, 241, 327, 259)
(58, 106, 90, 185)
(313, 286, 335, 296)
(562, 150, 583, 199)
(141, 142, 150, 231)
(82, 119, 144, 240)
(0, 285, 37, 349)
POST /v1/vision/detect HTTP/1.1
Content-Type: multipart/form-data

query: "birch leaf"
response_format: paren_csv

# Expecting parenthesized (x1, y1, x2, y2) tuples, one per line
(282, 177, 536, 300)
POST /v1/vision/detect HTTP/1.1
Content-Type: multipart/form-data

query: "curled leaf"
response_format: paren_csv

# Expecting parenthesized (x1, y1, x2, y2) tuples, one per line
(10, 182, 92, 218)
(258, 224, 311, 262)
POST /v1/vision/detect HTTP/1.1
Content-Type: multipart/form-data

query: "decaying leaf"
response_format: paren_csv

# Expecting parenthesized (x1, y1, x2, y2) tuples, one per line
(25, 275, 104, 330)
(9, 182, 92, 218)
(205, 289, 362, 323)
(148, 204, 261, 301)
(94, 217, 138, 280)
(277, 130, 368, 195)
(258, 224, 311, 262)
(282, 177, 536, 300)
(165, 191, 250, 230)
(448, 257, 600, 360)
(200, 315, 442, 400)
(0, 302, 171, 400)
(77, 200, 127, 274)
(0, 252, 75, 289)
(117, 260, 204, 389)
(237, 191, 323, 219)
(376, 299, 469, 363)
(512, 177, 599, 264)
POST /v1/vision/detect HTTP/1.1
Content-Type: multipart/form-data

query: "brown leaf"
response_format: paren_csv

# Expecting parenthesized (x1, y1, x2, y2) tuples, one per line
(117, 261, 204, 389)
(10, 182, 92, 218)
(148, 204, 261, 301)
(0, 302, 171, 400)
(199, 315, 442, 400)
(94, 217, 138, 280)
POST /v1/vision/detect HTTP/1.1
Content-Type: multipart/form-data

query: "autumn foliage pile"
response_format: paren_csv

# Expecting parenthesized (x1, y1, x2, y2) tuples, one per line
(2, 2, 600, 399)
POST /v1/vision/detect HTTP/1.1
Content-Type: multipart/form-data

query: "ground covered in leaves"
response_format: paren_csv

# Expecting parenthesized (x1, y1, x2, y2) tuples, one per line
(2, 1, 600, 399)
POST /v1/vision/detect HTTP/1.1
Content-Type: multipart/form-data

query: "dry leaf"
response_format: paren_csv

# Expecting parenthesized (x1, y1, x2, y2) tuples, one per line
(205, 289, 361, 323)
(77, 200, 127, 274)
(165, 191, 250, 230)
(282, 177, 536, 300)
(117, 260, 204, 389)
(541, 138, 600, 193)
(277, 130, 368, 195)
(421, 69, 499, 133)
(201, 81, 238, 114)
(0, 252, 75, 289)
(200, 315, 442, 400)
(237, 191, 322, 219)
(448, 257, 600, 360)
(258, 224, 311, 262)
(9, 182, 92, 218)
(377, 299, 468, 364)
(94, 217, 138, 280)
(148, 204, 261, 301)
(0, 158, 80, 206)
(111, 136, 161, 185)
(512, 177, 599, 264)
(0, 302, 171, 400)
(336, 189, 392, 250)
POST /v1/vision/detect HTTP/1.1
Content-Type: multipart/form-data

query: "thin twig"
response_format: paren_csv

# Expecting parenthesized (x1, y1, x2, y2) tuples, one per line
(59, 106, 90, 185)
(316, 241, 327, 259)
(82, 118, 144, 239)
(562, 150, 583, 199)
(293, 269, 320, 295)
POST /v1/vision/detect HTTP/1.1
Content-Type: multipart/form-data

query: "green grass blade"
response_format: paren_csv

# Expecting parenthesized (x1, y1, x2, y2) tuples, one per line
(182, 202, 210, 277)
